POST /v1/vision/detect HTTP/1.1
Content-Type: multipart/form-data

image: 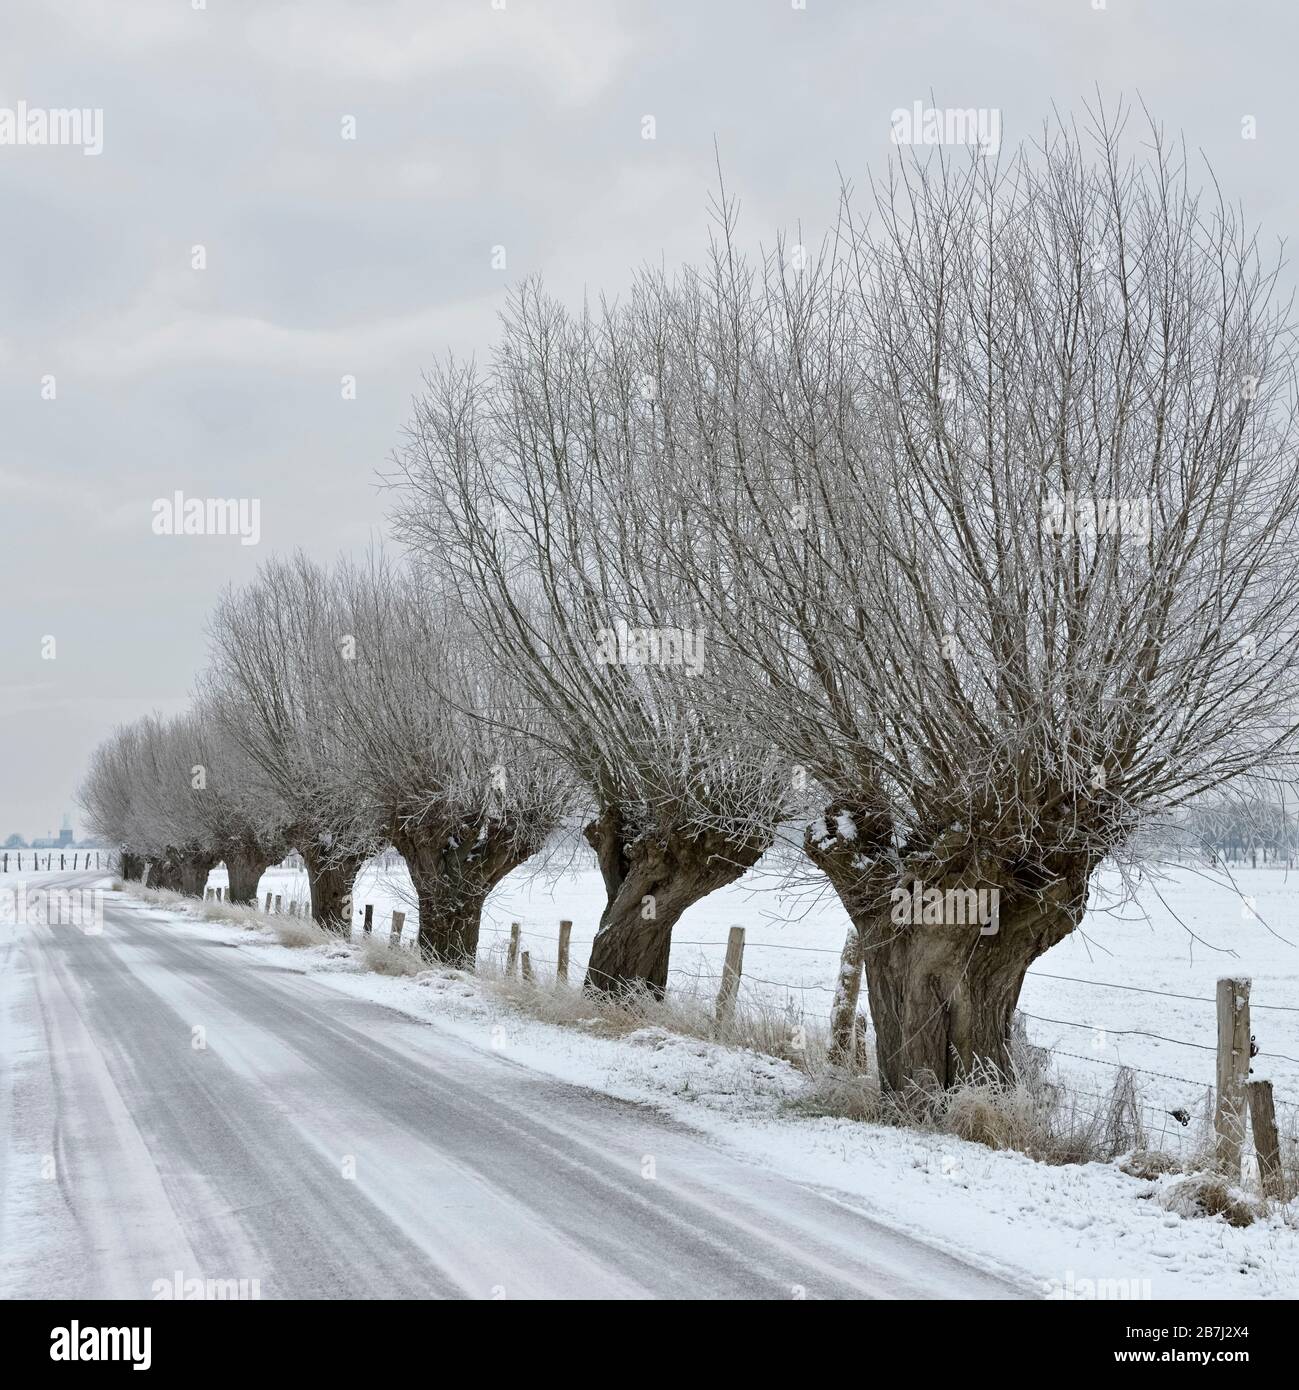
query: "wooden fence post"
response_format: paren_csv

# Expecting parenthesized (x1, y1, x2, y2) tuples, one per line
(362, 903, 373, 935)
(715, 926, 745, 1029)
(2, 853, 7, 872)
(829, 922, 865, 1063)
(521, 950, 533, 981)
(1215, 976, 1252, 1176)
(557, 920, 572, 983)
(274, 894, 282, 913)
(390, 910, 405, 946)
(264, 891, 272, 913)
(1247, 1078, 1283, 1199)
(507, 922, 520, 975)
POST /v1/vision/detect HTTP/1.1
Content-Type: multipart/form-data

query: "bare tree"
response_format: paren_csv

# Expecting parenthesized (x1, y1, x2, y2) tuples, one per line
(324, 553, 574, 963)
(79, 716, 195, 890)
(168, 707, 291, 903)
(390, 283, 793, 994)
(204, 553, 385, 926)
(690, 106, 1299, 1089)
(79, 719, 150, 882)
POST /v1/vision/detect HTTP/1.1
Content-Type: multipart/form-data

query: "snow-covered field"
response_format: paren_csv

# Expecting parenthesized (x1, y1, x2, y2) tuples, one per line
(207, 850, 1299, 1158)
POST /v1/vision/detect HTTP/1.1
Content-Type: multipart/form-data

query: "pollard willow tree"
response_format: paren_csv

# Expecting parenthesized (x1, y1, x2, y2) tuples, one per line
(324, 554, 575, 963)
(80, 712, 283, 899)
(141, 713, 225, 895)
(170, 707, 291, 904)
(85, 715, 192, 891)
(390, 283, 792, 994)
(690, 109, 1299, 1089)
(79, 719, 153, 883)
(205, 553, 385, 927)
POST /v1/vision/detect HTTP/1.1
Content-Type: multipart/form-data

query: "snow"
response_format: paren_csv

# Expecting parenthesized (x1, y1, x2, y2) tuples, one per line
(144, 869, 1299, 1298)
(215, 852, 1299, 1135)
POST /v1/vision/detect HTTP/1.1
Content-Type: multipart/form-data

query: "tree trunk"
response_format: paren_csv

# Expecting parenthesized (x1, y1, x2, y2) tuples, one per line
(859, 912, 1049, 1090)
(299, 843, 366, 931)
(225, 849, 275, 905)
(392, 818, 537, 967)
(828, 920, 867, 1064)
(119, 850, 145, 881)
(582, 809, 768, 997)
(144, 853, 183, 891)
(411, 878, 489, 965)
(179, 851, 217, 898)
(805, 803, 1091, 1092)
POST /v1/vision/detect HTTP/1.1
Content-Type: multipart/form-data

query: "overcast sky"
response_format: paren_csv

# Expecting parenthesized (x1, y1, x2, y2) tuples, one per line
(1, 0, 1295, 840)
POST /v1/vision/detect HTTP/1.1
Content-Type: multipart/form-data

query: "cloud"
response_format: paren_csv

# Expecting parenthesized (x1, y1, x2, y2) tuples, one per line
(57, 277, 503, 380)
(243, 0, 637, 104)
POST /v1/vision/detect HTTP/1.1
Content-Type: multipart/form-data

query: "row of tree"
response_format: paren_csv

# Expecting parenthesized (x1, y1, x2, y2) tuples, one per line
(82, 109, 1299, 1090)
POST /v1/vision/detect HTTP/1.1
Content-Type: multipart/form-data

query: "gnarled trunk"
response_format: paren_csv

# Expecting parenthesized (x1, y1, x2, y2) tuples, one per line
(583, 808, 768, 997)
(299, 843, 367, 931)
(807, 804, 1091, 1091)
(119, 850, 145, 881)
(859, 904, 1072, 1090)
(143, 853, 183, 892)
(179, 851, 218, 898)
(224, 847, 277, 906)
(392, 818, 536, 967)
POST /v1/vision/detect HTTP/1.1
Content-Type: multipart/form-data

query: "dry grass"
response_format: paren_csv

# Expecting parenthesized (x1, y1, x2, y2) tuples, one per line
(793, 1035, 1155, 1169)
(1275, 1103, 1299, 1206)
(128, 885, 191, 911)
(119, 882, 340, 949)
(271, 914, 337, 949)
(1163, 1174, 1260, 1227)
(197, 899, 263, 929)
(473, 947, 830, 1068)
(357, 933, 426, 976)
(1120, 1149, 1183, 1181)
(792, 1065, 880, 1123)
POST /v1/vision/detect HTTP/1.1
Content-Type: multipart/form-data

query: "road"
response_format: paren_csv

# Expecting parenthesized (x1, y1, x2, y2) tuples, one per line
(0, 873, 1027, 1300)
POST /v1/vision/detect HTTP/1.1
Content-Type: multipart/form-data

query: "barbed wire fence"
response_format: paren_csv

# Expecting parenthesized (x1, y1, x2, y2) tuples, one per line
(199, 848, 1299, 1182)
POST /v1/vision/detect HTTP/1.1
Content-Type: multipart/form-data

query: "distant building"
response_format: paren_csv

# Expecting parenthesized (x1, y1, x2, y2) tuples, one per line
(57, 814, 74, 848)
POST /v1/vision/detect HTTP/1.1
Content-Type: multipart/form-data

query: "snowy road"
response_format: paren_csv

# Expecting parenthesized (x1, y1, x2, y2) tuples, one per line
(1, 876, 1026, 1300)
